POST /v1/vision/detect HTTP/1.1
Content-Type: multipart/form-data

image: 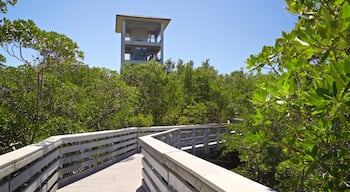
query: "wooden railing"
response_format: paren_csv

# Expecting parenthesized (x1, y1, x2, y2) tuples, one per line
(0, 124, 271, 192)
(140, 124, 272, 192)
(0, 127, 171, 192)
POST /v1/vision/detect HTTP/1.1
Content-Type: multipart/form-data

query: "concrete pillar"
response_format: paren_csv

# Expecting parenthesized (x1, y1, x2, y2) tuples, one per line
(121, 20, 126, 68)
(160, 22, 164, 63)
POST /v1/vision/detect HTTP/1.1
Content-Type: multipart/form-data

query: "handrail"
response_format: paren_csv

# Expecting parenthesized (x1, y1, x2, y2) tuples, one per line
(0, 124, 272, 192)
(0, 127, 170, 192)
(140, 124, 273, 192)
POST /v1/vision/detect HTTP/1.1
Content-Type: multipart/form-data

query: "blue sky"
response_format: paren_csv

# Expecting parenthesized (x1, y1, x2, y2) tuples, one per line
(4, 0, 297, 74)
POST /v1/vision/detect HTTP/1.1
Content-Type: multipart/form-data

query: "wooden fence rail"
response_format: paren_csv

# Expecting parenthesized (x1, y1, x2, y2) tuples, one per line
(0, 126, 172, 192)
(0, 124, 272, 192)
(140, 124, 273, 192)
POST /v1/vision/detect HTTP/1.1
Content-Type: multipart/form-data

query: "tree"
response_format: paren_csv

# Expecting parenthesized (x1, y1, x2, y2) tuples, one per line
(0, 65, 36, 152)
(0, 61, 139, 153)
(192, 59, 222, 122)
(0, 0, 16, 66)
(121, 61, 169, 125)
(221, 70, 257, 121)
(0, 0, 16, 14)
(78, 67, 138, 130)
(225, 0, 350, 191)
(0, 18, 84, 143)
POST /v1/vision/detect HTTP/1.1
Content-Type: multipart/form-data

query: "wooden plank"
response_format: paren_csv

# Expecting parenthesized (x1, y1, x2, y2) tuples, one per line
(60, 143, 137, 176)
(194, 137, 206, 145)
(164, 151, 217, 192)
(142, 150, 167, 181)
(61, 138, 137, 165)
(209, 133, 219, 138)
(151, 129, 179, 140)
(180, 137, 192, 142)
(1, 146, 42, 174)
(140, 136, 178, 165)
(61, 146, 108, 165)
(169, 172, 196, 192)
(60, 155, 107, 176)
(49, 183, 58, 192)
(164, 149, 271, 192)
(142, 158, 168, 192)
(139, 127, 169, 134)
(32, 137, 62, 153)
(181, 136, 207, 145)
(10, 149, 60, 191)
(0, 180, 9, 192)
(0, 159, 14, 180)
(39, 172, 58, 192)
(180, 139, 193, 148)
(22, 160, 59, 192)
(60, 128, 138, 144)
(61, 133, 137, 154)
(59, 149, 136, 187)
(14, 149, 48, 173)
(0, 137, 60, 180)
(142, 179, 151, 192)
(142, 168, 159, 192)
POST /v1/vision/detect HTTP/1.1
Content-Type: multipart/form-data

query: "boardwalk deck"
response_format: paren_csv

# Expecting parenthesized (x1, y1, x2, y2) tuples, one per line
(58, 153, 144, 192)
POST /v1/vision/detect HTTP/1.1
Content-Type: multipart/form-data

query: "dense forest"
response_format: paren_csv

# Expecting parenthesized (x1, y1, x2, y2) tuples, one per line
(1, 0, 350, 191)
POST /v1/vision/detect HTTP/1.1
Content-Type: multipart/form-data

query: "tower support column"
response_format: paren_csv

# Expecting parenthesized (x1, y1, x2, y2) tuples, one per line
(160, 22, 164, 63)
(121, 20, 126, 67)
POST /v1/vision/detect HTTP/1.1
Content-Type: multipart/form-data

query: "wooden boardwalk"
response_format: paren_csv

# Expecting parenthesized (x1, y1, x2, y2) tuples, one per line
(58, 153, 144, 192)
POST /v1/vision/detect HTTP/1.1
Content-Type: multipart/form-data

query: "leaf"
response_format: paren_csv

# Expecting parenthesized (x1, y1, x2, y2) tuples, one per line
(295, 37, 310, 46)
(335, 0, 344, 5)
(341, 2, 350, 19)
(304, 154, 315, 162)
(316, 88, 331, 99)
(333, 81, 338, 97)
(330, 62, 346, 90)
(305, 161, 318, 176)
(320, 49, 330, 64)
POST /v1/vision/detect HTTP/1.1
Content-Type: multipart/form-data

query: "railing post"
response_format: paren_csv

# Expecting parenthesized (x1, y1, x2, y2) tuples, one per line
(137, 127, 140, 152)
(204, 127, 209, 155)
(166, 133, 170, 144)
(58, 141, 63, 188)
(176, 129, 181, 149)
(216, 127, 221, 151)
(191, 128, 196, 155)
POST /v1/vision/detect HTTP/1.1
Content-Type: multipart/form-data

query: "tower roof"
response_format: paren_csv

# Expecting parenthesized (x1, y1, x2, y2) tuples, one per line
(115, 14, 171, 33)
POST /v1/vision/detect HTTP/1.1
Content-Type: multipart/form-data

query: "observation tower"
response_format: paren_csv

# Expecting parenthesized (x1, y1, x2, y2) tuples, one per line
(115, 15, 171, 70)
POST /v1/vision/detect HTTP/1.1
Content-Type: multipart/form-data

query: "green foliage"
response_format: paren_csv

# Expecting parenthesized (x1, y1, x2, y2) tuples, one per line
(0, 63, 139, 153)
(121, 59, 256, 126)
(0, 18, 84, 65)
(226, 0, 350, 191)
(0, 56, 257, 154)
(0, 0, 16, 14)
(122, 61, 169, 125)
